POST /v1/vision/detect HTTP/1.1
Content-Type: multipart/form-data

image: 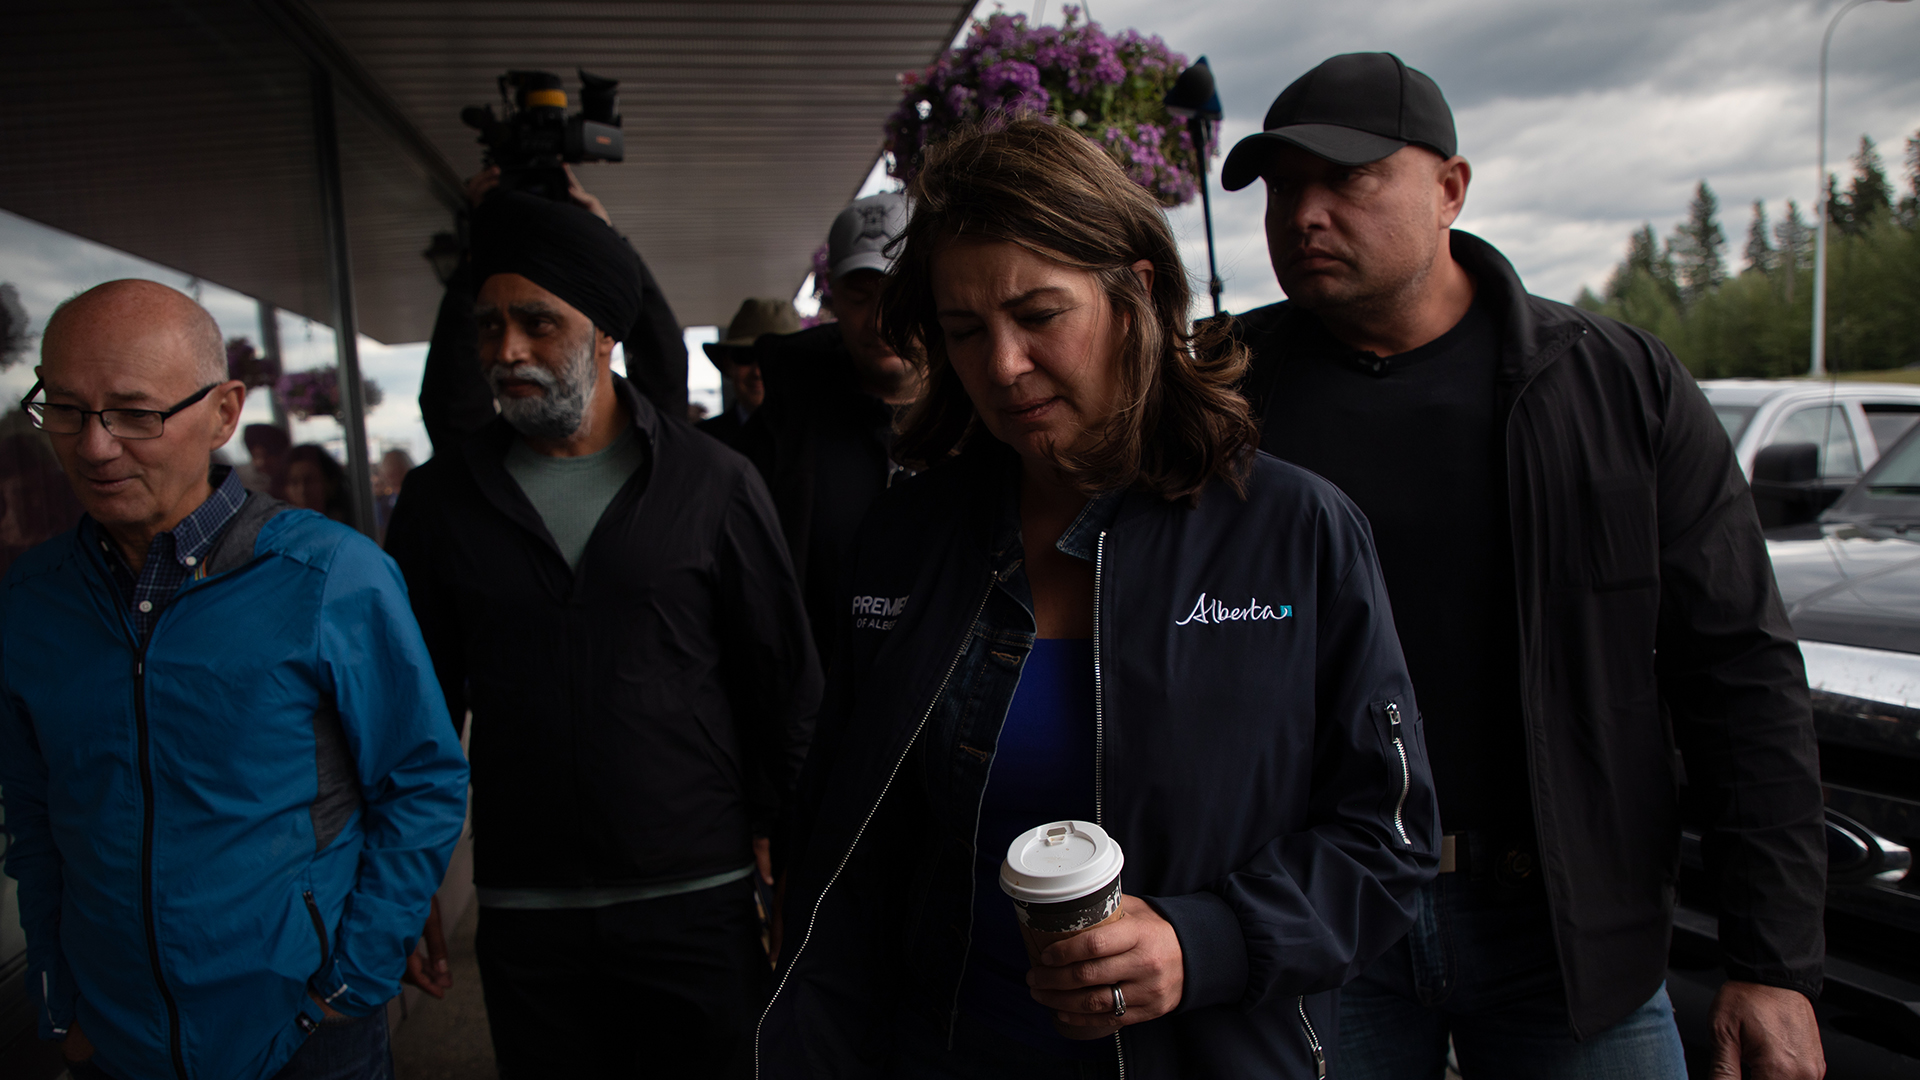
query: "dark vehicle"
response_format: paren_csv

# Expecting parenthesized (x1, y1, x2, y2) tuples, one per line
(1668, 426, 1920, 1076)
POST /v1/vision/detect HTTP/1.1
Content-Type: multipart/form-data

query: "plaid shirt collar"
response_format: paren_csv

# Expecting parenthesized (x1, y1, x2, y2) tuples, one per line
(91, 465, 249, 638)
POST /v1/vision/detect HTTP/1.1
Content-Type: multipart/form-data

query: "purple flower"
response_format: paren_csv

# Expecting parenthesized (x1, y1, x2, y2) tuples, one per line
(882, 5, 1208, 206)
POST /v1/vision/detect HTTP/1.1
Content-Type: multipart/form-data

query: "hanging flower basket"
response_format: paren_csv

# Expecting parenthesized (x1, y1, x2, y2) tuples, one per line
(883, 6, 1212, 207)
(277, 366, 382, 423)
(225, 337, 281, 389)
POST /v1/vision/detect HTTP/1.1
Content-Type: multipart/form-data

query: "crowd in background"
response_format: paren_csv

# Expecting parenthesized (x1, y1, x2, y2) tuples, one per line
(0, 49, 1834, 1080)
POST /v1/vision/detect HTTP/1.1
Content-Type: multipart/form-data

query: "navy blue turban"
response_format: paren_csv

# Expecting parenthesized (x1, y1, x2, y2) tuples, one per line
(469, 193, 643, 341)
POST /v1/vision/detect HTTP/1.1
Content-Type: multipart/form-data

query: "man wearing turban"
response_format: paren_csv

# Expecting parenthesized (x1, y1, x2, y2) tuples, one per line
(384, 193, 822, 1077)
(416, 169, 689, 453)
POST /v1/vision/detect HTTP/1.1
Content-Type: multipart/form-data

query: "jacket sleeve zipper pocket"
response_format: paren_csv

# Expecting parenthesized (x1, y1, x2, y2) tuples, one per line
(1387, 703, 1412, 846)
(1298, 995, 1326, 1078)
(302, 890, 331, 981)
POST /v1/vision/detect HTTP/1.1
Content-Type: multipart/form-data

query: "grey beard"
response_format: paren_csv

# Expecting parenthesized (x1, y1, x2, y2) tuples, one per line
(488, 332, 598, 440)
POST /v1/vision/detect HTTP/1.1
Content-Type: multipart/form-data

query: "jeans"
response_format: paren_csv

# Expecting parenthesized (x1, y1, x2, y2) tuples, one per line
(475, 877, 769, 1079)
(1339, 874, 1686, 1080)
(68, 1007, 391, 1080)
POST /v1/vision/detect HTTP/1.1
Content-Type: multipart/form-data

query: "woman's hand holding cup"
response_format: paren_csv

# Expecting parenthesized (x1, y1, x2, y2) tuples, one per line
(1027, 894, 1185, 1035)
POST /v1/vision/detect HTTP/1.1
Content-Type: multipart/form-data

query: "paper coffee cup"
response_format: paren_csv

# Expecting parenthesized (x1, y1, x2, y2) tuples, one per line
(999, 820, 1126, 968)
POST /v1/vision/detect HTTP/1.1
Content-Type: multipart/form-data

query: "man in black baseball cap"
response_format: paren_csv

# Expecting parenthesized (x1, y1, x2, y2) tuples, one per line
(1226, 53, 1826, 1080)
(1221, 51, 1455, 188)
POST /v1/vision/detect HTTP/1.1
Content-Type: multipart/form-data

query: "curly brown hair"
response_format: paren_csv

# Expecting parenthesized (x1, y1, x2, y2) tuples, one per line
(883, 117, 1255, 504)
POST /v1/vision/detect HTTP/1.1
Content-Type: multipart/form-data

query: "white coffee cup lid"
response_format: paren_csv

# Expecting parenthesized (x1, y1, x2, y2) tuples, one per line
(999, 820, 1124, 903)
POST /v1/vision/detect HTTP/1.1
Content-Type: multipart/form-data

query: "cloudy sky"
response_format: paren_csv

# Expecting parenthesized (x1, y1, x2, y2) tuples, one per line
(1104, 0, 1920, 312)
(4, 0, 1917, 462)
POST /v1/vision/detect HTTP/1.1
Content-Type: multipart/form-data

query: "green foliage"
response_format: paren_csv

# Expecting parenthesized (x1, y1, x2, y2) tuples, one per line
(1744, 200, 1775, 274)
(1671, 181, 1728, 302)
(1845, 136, 1894, 232)
(1584, 131, 1920, 379)
(1900, 133, 1920, 228)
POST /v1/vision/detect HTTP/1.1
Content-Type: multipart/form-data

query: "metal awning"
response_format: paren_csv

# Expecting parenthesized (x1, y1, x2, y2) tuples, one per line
(0, 0, 973, 341)
(0, 0, 972, 533)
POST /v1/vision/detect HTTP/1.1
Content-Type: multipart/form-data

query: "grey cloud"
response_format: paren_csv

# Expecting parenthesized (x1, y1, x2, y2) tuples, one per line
(1078, 0, 1920, 307)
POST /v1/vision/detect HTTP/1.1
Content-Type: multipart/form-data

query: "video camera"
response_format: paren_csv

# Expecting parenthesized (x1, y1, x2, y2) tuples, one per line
(462, 69, 623, 201)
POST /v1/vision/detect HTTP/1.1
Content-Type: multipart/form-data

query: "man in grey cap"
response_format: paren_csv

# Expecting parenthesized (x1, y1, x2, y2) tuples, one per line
(738, 191, 921, 659)
(1221, 52, 1825, 1080)
(698, 298, 801, 449)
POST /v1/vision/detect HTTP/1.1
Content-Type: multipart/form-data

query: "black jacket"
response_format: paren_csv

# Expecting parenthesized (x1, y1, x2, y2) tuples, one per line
(385, 377, 821, 888)
(1235, 231, 1826, 1035)
(735, 323, 903, 658)
(418, 254, 689, 456)
(758, 444, 1440, 1079)
(697, 406, 750, 448)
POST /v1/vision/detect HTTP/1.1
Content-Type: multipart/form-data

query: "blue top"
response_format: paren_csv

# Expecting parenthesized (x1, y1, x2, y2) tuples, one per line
(960, 637, 1104, 1057)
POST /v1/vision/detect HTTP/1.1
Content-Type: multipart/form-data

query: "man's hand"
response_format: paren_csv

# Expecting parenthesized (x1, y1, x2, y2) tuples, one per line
(562, 165, 612, 225)
(753, 836, 774, 886)
(307, 993, 346, 1020)
(1710, 980, 1824, 1080)
(464, 163, 610, 225)
(62, 1020, 94, 1063)
(464, 166, 501, 209)
(768, 873, 787, 967)
(402, 894, 452, 999)
(1027, 894, 1184, 1038)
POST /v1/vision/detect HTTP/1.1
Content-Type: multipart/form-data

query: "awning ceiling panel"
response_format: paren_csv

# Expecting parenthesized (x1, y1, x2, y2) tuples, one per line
(0, 0, 974, 341)
(0, 1, 340, 332)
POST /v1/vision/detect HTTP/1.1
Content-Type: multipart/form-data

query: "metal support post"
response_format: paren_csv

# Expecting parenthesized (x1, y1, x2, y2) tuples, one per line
(1192, 116, 1223, 317)
(257, 300, 290, 431)
(311, 67, 379, 537)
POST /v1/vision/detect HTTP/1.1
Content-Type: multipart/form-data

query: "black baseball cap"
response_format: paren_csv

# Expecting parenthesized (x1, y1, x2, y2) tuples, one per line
(1222, 52, 1457, 191)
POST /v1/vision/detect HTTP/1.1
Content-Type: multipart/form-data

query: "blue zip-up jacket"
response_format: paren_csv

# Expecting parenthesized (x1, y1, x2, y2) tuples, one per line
(758, 444, 1441, 1079)
(0, 494, 470, 1080)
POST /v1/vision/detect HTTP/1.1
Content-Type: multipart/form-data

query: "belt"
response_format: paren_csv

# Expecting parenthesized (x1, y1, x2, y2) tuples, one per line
(1437, 831, 1542, 888)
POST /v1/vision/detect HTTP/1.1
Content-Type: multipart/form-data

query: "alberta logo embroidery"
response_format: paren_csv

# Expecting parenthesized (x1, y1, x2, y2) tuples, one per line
(1174, 592, 1292, 626)
(852, 594, 909, 631)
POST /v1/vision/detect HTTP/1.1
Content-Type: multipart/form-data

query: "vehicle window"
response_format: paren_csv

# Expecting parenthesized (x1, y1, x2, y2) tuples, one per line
(1864, 428, 1920, 496)
(1714, 405, 1756, 446)
(1770, 405, 1861, 479)
(1862, 405, 1920, 455)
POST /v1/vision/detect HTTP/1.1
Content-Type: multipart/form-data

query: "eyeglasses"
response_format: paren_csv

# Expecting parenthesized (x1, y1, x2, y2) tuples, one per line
(20, 380, 222, 440)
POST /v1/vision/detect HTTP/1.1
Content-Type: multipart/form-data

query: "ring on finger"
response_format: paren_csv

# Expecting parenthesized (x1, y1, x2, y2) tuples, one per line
(1111, 982, 1126, 1018)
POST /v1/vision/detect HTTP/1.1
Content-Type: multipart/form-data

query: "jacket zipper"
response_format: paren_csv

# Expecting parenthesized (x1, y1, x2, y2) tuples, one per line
(303, 890, 333, 989)
(1386, 703, 1411, 845)
(1298, 996, 1326, 1078)
(134, 647, 189, 1080)
(753, 580, 995, 1079)
(1093, 530, 1125, 1080)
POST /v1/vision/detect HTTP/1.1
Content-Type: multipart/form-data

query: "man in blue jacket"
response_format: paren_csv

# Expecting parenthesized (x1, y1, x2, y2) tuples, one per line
(0, 280, 470, 1080)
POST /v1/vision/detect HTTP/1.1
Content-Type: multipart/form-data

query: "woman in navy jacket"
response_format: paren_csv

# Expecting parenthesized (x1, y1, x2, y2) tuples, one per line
(756, 119, 1439, 1079)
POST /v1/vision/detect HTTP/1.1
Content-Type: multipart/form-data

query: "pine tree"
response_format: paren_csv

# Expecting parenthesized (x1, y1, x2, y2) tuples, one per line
(1899, 129, 1919, 227)
(1844, 135, 1893, 232)
(1773, 199, 1812, 302)
(1775, 200, 1811, 268)
(1743, 200, 1775, 274)
(1825, 173, 1850, 233)
(1670, 180, 1727, 304)
(1606, 223, 1680, 306)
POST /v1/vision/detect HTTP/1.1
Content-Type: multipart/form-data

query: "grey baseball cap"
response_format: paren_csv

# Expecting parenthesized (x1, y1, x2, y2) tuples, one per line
(827, 192, 909, 281)
(1222, 53, 1457, 191)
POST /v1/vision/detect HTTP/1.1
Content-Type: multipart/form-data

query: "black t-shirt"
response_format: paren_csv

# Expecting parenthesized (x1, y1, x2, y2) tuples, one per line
(1256, 298, 1531, 833)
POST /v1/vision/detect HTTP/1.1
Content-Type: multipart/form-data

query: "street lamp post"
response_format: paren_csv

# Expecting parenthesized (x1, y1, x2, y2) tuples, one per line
(1165, 58, 1225, 316)
(1811, 0, 1911, 377)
